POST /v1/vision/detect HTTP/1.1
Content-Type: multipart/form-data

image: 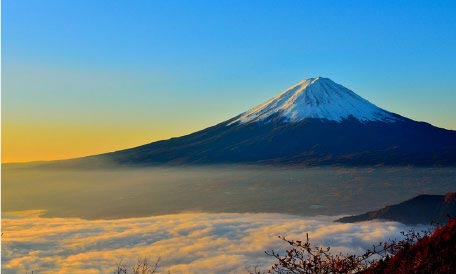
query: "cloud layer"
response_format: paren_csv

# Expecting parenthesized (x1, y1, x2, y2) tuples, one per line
(2, 211, 421, 274)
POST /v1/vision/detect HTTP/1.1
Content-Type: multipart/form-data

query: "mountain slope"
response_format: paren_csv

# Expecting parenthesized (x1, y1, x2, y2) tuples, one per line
(65, 77, 456, 166)
(336, 192, 456, 224)
(231, 77, 398, 124)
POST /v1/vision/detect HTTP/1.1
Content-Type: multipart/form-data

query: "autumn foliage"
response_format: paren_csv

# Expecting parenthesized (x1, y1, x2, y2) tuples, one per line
(256, 218, 456, 274)
(366, 218, 456, 274)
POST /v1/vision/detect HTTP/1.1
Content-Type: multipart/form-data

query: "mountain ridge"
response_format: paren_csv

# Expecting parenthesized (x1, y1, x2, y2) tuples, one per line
(18, 77, 456, 167)
(336, 192, 456, 225)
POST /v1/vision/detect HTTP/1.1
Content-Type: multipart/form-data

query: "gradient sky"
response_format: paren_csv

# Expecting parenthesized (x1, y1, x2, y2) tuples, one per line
(3, 0, 456, 163)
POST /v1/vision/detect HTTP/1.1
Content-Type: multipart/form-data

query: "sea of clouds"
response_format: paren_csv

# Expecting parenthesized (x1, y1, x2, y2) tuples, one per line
(2, 211, 422, 274)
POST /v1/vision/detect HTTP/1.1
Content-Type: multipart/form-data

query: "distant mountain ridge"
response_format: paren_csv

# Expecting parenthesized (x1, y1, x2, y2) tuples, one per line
(337, 192, 456, 224)
(38, 77, 456, 167)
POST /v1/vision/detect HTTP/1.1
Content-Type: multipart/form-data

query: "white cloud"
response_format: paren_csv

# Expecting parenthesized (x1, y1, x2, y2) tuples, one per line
(1, 211, 423, 274)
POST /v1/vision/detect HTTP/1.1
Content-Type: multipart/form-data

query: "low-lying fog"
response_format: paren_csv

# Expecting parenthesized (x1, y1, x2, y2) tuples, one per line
(3, 165, 455, 273)
(2, 211, 426, 274)
(3, 165, 456, 219)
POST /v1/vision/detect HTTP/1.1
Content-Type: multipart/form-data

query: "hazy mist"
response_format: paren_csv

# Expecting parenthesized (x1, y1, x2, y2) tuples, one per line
(3, 165, 456, 219)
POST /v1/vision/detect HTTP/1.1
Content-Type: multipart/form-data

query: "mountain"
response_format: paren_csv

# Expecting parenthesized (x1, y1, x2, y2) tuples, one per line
(76, 77, 456, 166)
(229, 77, 398, 124)
(336, 192, 456, 224)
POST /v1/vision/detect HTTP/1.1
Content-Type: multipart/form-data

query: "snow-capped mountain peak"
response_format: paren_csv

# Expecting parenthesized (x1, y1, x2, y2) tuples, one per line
(230, 77, 399, 124)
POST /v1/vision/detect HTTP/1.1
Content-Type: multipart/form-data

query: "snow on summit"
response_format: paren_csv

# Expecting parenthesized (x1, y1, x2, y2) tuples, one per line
(231, 77, 399, 124)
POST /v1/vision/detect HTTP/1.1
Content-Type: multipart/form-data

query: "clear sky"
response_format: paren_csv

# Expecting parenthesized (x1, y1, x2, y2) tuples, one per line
(3, 0, 456, 162)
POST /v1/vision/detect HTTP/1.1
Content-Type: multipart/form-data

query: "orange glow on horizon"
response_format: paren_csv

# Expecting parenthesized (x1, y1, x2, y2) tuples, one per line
(2, 123, 196, 163)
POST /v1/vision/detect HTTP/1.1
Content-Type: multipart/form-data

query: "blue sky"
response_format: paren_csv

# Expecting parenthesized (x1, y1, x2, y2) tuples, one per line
(3, 0, 456, 161)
